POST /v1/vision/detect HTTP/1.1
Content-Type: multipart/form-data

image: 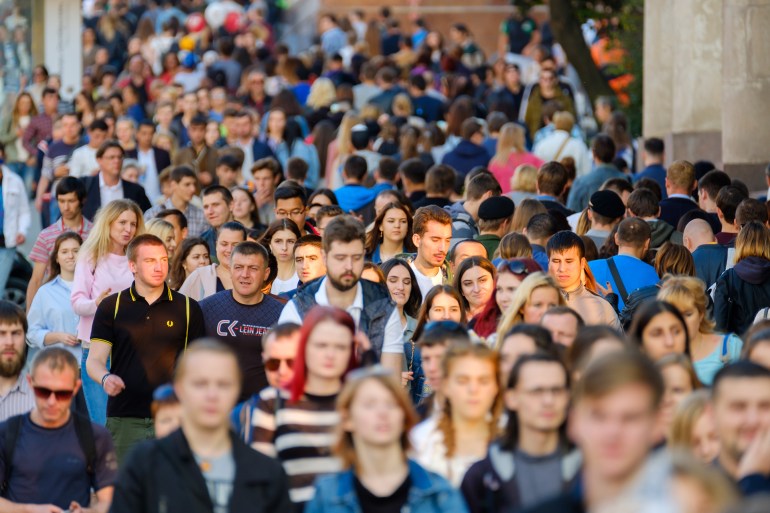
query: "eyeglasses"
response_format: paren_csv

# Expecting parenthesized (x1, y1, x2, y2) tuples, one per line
(153, 383, 177, 402)
(497, 259, 531, 277)
(264, 358, 294, 371)
(276, 209, 305, 218)
(33, 386, 75, 402)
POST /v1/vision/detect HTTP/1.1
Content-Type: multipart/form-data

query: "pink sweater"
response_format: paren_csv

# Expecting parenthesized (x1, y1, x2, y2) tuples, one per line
(489, 152, 544, 194)
(71, 253, 134, 342)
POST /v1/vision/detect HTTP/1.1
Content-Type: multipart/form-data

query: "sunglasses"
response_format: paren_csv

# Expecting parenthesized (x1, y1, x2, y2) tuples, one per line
(497, 259, 531, 277)
(33, 386, 75, 402)
(265, 358, 294, 371)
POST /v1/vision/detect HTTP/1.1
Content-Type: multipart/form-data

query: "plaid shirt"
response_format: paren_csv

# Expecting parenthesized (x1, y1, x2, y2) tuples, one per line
(29, 217, 94, 265)
(22, 113, 53, 156)
(144, 198, 209, 238)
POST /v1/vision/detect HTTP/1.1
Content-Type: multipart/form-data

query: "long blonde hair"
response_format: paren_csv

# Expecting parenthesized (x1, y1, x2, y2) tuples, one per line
(79, 199, 145, 265)
(492, 123, 525, 165)
(495, 272, 565, 345)
(306, 77, 336, 109)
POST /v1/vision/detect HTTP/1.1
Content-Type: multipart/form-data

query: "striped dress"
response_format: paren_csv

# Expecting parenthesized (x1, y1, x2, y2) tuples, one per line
(250, 387, 342, 507)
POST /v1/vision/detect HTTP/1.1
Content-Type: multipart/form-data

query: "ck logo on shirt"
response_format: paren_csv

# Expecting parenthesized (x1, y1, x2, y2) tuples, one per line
(216, 320, 269, 337)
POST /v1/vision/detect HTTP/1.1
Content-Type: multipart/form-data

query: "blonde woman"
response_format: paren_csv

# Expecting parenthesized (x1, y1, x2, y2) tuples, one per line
(658, 276, 743, 385)
(495, 272, 565, 346)
(305, 77, 337, 129)
(145, 218, 178, 259)
(490, 123, 543, 194)
(669, 389, 720, 463)
(71, 199, 144, 425)
(508, 164, 539, 205)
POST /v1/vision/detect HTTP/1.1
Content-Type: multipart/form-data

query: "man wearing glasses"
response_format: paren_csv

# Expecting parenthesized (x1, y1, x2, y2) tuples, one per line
(0, 347, 117, 513)
(274, 182, 319, 236)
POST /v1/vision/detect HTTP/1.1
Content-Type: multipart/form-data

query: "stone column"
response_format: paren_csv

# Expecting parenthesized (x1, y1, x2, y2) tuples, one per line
(722, 0, 770, 190)
(43, 0, 82, 101)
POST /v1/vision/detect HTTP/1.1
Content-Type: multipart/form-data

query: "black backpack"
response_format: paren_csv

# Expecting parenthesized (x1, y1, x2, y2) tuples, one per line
(1, 412, 97, 496)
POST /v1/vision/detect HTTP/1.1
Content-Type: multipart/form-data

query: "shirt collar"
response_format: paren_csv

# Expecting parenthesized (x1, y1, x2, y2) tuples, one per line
(668, 193, 696, 202)
(315, 277, 364, 310)
(129, 281, 174, 303)
(98, 173, 121, 190)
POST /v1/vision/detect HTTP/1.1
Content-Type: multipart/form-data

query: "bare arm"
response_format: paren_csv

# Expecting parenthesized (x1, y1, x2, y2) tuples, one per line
(86, 342, 125, 396)
(0, 498, 62, 513)
(381, 353, 403, 377)
(25, 262, 46, 312)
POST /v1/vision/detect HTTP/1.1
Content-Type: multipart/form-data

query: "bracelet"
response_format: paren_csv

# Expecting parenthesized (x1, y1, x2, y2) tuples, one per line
(101, 373, 112, 387)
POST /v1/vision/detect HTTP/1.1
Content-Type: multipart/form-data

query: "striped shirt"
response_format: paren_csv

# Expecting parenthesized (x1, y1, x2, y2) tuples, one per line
(0, 374, 34, 422)
(145, 198, 209, 238)
(251, 387, 341, 505)
(29, 217, 93, 264)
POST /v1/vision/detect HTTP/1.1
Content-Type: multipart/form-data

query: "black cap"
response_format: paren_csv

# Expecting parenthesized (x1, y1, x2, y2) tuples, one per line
(589, 190, 625, 219)
(478, 196, 515, 221)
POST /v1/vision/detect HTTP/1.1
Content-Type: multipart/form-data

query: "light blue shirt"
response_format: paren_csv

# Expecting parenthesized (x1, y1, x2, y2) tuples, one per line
(588, 255, 660, 311)
(27, 276, 81, 361)
(694, 333, 743, 386)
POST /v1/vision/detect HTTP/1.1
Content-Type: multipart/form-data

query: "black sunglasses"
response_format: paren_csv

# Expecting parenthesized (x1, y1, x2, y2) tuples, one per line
(33, 386, 75, 402)
(265, 358, 294, 372)
(496, 259, 531, 276)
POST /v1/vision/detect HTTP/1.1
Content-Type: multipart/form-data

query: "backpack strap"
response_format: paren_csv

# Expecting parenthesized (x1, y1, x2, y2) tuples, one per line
(721, 334, 731, 364)
(606, 257, 629, 304)
(73, 412, 98, 490)
(1, 415, 24, 496)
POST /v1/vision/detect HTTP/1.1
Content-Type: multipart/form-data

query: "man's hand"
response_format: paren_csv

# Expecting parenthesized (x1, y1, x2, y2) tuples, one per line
(401, 371, 414, 387)
(95, 288, 112, 306)
(738, 426, 770, 478)
(22, 504, 63, 513)
(15, 234, 25, 246)
(53, 164, 70, 178)
(47, 332, 79, 346)
(254, 188, 271, 208)
(102, 374, 126, 397)
(34, 196, 43, 213)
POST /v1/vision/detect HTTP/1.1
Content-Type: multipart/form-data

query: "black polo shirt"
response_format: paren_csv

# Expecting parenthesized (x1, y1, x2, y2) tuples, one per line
(90, 282, 204, 419)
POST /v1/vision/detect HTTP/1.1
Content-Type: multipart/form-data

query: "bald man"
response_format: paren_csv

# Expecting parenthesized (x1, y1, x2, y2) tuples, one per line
(685, 218, 733, 288)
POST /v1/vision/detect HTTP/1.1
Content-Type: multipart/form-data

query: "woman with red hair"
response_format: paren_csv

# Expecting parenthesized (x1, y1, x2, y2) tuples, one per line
(250, 306, 359, 509)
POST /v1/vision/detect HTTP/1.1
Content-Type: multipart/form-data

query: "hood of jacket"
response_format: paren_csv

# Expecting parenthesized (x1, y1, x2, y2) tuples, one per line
(734, 256, 770, 285)
(648, 220, 675, 247)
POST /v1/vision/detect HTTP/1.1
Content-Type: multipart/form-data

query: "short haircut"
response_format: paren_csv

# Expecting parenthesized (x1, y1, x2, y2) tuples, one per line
(216, 153, 242, 171)
(736, 198, 769, 226)
(252, 157, 282, 178)
(526, 213, 558, 241)
(418, 322, 472, 349)
(96, 140, 124, 159)
(634, 178, 662, 202)
(203, 185, 233, 204)
(322, 215, 365, 252)
(316, 205, 344, 223)
(602, 177, 633, 197)
(616, 217, 652, 247)
(156, 208, 188, 230)
(126, 234, 166, 262)
(169, 165, 197, 183)
(537, 162, 568, 197)
(546, 230, 585, 258)
(286, 157, 309, 181)
(264, 322, 302, 348)
(343, 155, 368, 181)
(712, 361, 770, 399)
(698, 170, 731, 200)
(413, 205, 451, 236)
(0, 300, 26, 332)
(88, 119, 109, 132)
(175, 338, 241, 383)
(399, 158, 427, 184)
(55, 176, 87, 203)
(667, 160, 696, 190)
(425, 165, 456, 195)
(542, 305, 585, 327)
(378, 157, 399, 182)
(409, 74, 427, 91)
(716, 186, 748, 225)
(643, 138, 664, 156)
(573, 350, 664, 409)
(220, 221, 248, 240)
(627, 188, 659, 218)
(274, 181, 307, 206)
(486, 111, 509, 134)
(42, 87, 58, 99)
(231, 240, 269, 262)
(30, 347, 79, 378)
(461, 118, 483, 140)
(466, 172, 502, 201)
(295, 234, 322, 251)
(591, 134, 616, 164)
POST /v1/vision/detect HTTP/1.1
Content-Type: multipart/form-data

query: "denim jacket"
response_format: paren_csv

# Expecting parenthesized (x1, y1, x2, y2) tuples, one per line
(305, 459, 469, 513)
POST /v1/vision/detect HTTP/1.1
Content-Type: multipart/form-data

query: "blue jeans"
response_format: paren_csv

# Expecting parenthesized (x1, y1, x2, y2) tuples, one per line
(0, 248, 15, 298)
(5, 162, 34, 191)
(81, 347, 108, 426)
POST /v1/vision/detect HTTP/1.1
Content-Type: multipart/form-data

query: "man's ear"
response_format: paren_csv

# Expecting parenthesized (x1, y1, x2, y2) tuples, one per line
(412, 233, 421, 248)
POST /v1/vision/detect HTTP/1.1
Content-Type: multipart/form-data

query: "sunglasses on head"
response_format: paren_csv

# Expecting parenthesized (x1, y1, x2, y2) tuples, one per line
(497, 259, 530, 276)
(265, 358, 294, 372)
(32, 386, 75, 402)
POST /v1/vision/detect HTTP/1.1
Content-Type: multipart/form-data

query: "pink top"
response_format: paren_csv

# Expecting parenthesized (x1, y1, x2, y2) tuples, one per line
(489, 152, 544, 194)
(70, 252, 134, 342)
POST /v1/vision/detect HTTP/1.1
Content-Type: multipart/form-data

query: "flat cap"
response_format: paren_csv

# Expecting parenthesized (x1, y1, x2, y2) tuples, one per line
(478, 196, 515, 221)
(589, 190, 625, 219)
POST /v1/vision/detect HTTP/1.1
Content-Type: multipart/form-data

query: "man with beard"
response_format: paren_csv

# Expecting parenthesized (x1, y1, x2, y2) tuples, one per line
(0, 301, 34, 420)
(278, 216, 403, 374)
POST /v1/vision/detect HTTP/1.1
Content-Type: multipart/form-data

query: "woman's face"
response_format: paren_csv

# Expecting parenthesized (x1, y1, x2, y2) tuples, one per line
(56, 238, 80, 275)
(156, 106, 173, 126)
(304, 319, 353, 382)
(495, 272, 522, 313)
(270, 229, 298, 263)
(522, 286, 560, 324)
(691, 410, 720, 463)
(660, 364, 694, 427)
(344, 378, 405, 448)
(205, 122, 220, 146)
(268, 110, 287, 138)
(443, 356, 498, 422)
(231, 190, 254, 221)
(676, 299, 703, 341)
(381, 208, 408, 245)
(163, 232, 177, 259)
(428, 292, 462, 322)
(17, 95, 32, 115)
(109, 210, 138, 249)
(183, 244, 211, 274)
(642, 312, 687, 361)
(499, 334, 537, 386)
(460, 266, 494, 313)
(386, 265, 412, 309)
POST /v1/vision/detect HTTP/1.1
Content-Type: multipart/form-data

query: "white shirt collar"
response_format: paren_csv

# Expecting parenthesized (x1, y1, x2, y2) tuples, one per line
(98, 173, 121, 190)
(315, 277, 364, 311)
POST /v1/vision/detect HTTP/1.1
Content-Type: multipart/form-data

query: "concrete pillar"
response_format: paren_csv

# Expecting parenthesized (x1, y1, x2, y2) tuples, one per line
(43, 0, 82, 100)
(722, 0, 770, 190)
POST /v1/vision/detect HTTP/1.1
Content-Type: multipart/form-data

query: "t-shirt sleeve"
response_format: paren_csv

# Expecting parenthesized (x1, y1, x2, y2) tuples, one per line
(90, 296, 117, 346)
(93, 424, 119, 490)
(28, 231, 50, 264)
(382, 308, 405, 354)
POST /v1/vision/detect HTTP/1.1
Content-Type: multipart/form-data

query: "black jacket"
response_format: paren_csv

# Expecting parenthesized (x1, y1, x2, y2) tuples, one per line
(714, 256, 770, 334)
(658, 197, 701, 229)
(81, 174, 152, 221)
(125, 146, 172, 174)
(110, 428, 291, 513)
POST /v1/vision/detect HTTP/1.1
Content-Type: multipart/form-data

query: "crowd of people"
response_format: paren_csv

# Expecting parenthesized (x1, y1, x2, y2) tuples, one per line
(0, 1, 769, 513)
